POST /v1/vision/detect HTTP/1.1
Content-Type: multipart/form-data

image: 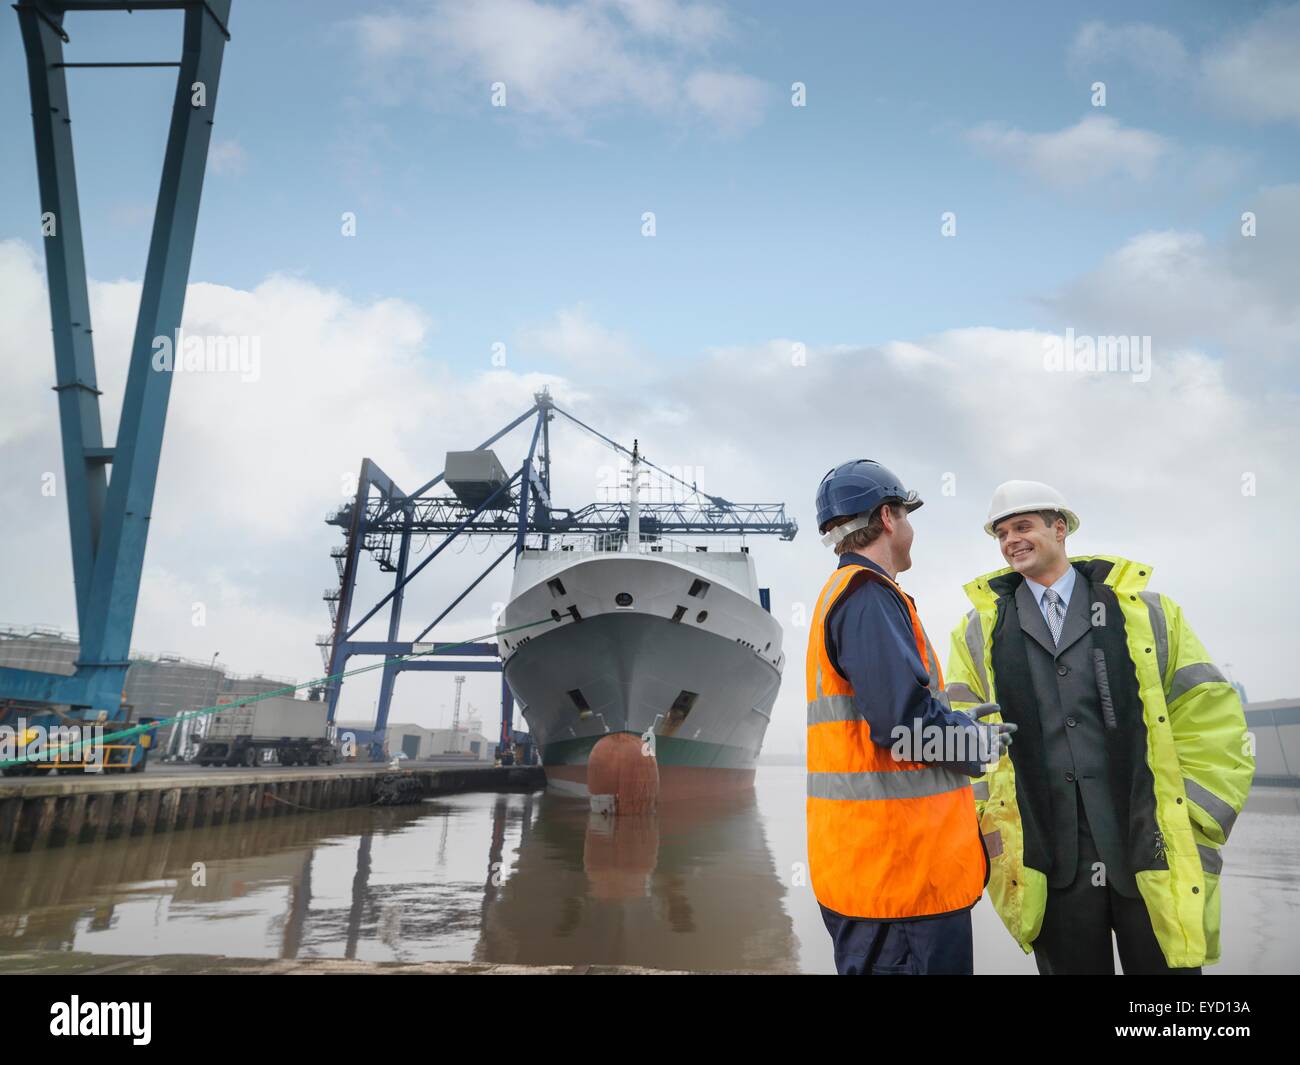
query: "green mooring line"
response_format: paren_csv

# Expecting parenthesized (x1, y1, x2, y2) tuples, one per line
(0, 617, 556, 770)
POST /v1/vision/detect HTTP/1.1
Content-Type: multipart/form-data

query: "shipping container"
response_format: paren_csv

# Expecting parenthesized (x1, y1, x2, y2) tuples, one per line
(196, 694, 337, 767)
(205, 695, 329, 740)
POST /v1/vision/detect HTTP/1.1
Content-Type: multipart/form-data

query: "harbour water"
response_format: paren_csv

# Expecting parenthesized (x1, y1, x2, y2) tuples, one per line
(1, 768, 1296, 974)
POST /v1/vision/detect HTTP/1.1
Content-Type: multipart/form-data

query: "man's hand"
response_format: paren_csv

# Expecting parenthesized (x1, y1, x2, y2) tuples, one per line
(969, 702, 1017, 764)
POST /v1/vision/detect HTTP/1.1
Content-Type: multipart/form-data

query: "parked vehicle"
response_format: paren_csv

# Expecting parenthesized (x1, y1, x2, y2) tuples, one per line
(195, 695, 337, 767)
(0, 700, 158, 776)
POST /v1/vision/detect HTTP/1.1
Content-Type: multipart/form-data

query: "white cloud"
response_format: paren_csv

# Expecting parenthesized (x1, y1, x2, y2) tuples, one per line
(0, 242, 53, 447)
(2, 224, 1295, 753)
(516, 304, 643, 373)
(350, 0, 766, 134)
(594, 0, 729, 44)
(1202, 3, 1300, 125)
(652, 328, 1297, 751)
(1068, 6, 1300, 126)
(208, 139, 248, 177)
(683, 69, 765, 133)
(1047, 185, 1300, 378)
(0, 239, 572, 708)
(966, 114, 1170, 188)
(1068, 19, 1190, 81)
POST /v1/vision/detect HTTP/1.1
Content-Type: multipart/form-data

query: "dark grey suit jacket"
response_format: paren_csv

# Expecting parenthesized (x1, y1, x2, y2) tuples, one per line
(1015, 579, 1136, 897)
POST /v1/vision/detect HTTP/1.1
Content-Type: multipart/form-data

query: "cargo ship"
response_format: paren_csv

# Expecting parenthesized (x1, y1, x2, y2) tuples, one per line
(495, 446, 784, 800)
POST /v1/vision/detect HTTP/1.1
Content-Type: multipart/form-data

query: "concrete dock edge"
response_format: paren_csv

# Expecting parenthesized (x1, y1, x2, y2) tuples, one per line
(0, 765, 544, 853)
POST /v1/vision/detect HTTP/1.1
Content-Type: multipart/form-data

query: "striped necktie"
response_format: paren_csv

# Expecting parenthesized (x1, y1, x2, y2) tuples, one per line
(1043, 588, 1066, 646)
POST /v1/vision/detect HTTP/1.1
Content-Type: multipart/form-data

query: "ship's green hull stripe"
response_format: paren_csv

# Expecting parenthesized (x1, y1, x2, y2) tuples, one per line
(541, 732, 755, 771)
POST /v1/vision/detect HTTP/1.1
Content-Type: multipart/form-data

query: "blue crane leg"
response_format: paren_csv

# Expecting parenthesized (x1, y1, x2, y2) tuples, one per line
(9, 1, 232, 719)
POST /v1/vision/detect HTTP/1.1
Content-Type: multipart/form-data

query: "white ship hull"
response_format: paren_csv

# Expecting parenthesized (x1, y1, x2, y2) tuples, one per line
(496, 547, 784, 799)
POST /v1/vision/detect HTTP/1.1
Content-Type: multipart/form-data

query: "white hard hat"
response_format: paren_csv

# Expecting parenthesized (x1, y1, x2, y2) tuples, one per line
(984, 480, 1080, 537)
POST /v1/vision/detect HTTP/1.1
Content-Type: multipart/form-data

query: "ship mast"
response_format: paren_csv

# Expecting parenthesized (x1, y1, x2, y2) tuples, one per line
(627, 439, 642, 551)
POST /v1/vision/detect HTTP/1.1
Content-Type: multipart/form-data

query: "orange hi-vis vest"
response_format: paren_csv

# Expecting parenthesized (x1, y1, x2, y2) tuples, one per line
(806, 563, 986, 920)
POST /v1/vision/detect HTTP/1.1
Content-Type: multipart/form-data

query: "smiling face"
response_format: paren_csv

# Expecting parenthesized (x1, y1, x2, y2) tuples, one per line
(993, 511, 1068, 582)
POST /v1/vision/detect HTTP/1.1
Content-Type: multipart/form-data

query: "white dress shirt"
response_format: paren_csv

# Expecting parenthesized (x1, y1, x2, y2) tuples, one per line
(1025, 565, 1076, 627)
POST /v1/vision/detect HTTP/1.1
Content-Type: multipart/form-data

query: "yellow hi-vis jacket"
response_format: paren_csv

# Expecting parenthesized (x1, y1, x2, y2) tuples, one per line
(944, 555, 1254, 967)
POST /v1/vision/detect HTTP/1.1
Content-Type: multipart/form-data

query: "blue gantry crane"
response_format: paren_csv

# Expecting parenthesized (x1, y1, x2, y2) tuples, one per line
(0, 1, 231, 771)
(320, 388, 798, 764)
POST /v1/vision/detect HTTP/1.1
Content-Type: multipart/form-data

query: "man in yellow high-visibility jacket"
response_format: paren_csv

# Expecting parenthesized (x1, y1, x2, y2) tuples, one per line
(944, 480, 1254, 973)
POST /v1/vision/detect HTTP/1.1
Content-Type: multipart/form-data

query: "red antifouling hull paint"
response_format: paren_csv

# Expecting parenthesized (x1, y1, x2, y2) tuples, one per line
(586, 733, 659, 814)
(547, 761, 756, 802)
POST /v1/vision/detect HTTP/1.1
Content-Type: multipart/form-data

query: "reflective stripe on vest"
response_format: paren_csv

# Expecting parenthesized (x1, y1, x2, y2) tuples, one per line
(806, 562, 985, 920)
(809, 764, 973, 801)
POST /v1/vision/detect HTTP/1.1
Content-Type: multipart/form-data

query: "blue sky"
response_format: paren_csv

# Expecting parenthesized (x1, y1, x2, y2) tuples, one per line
(2, 1, 1297, 744)
(1, 1, 1293, 360)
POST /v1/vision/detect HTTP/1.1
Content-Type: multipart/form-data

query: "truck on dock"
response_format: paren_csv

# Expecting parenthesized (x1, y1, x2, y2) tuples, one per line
(195, 695, 337, 767)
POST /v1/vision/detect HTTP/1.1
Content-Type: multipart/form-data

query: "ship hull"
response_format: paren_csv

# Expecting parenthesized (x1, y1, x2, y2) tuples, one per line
(502, 594, 781, 801)
(540, 737, 759, 800)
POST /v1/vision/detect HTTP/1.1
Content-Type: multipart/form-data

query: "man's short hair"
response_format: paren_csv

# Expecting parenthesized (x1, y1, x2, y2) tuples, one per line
(994, 509, 1067, 535)
(827, 500, 905, 556)
(1036, 509, 1067, 532)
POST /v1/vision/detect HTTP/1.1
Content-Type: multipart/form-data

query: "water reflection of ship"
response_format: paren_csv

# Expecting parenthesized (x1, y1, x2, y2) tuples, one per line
(0, 785, 798, 971)
(473, 788, 799, 972)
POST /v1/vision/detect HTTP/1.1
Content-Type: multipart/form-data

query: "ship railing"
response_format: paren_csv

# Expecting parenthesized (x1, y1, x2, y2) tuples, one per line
(535, 532, 752, 555)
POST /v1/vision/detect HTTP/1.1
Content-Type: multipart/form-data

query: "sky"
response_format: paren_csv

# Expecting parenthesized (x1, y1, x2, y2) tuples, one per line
(0, 0, 1297, 756)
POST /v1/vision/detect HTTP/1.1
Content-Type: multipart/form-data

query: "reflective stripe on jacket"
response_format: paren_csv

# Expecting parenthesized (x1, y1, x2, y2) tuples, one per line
(807, 562, 986, 920)
(944, 555, 1254, 967)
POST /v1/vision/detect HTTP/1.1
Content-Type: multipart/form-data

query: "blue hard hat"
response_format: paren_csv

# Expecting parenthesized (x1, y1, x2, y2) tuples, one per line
(815, 459, 922, 534)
